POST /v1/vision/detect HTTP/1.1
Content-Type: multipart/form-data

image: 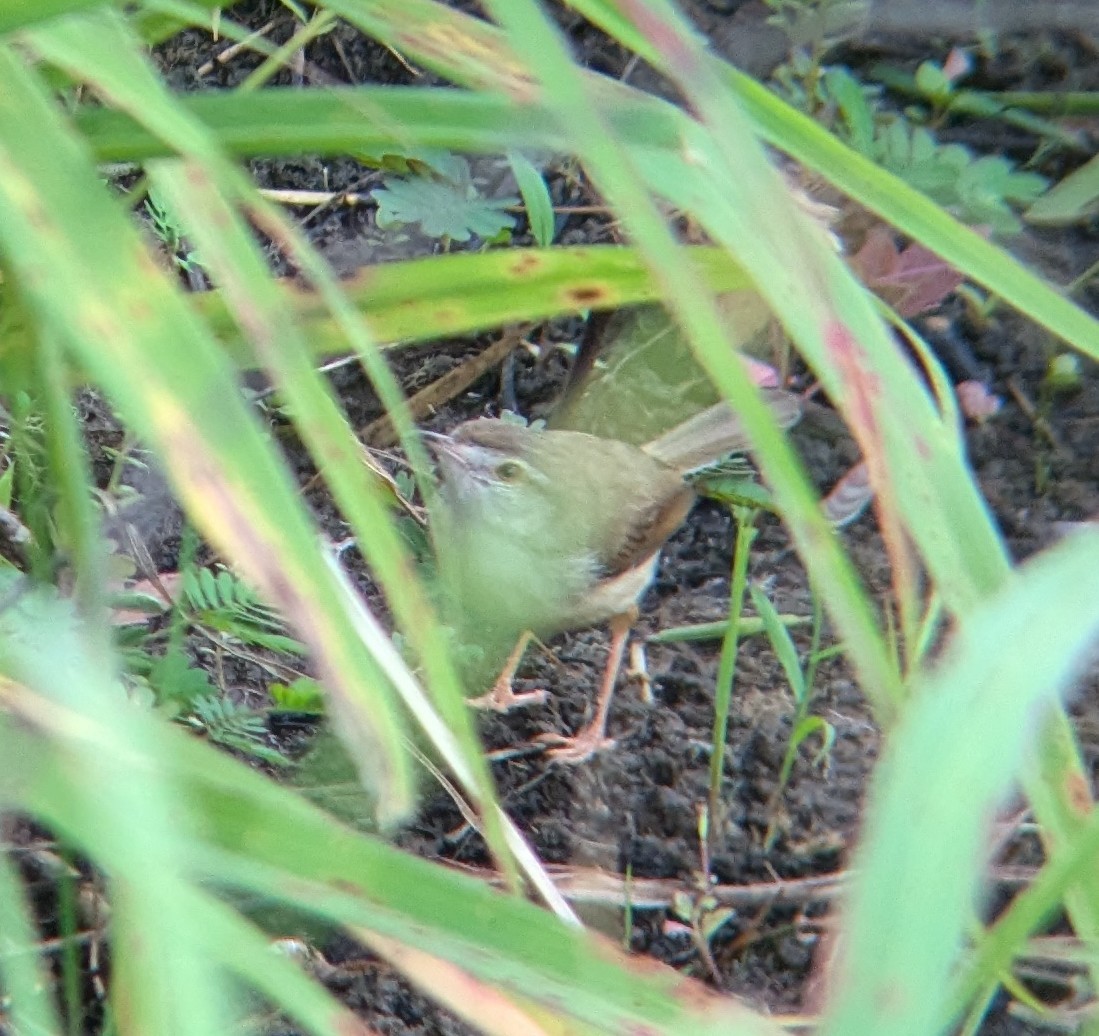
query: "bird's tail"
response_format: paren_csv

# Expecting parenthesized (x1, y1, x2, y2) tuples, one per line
(642, 390, 802, 474)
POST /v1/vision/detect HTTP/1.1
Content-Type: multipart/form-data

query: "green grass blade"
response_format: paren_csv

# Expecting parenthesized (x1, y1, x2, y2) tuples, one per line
(579, 0, 1011, 613)
(822, 530, 1099, 1036)
(0, 0, 105, 33)
(0, 595, 236, 1035)
(0, 243, 755, 372)
(0, 850, 63, 1036)
(75, 83, 682, 163)
(946, 803, 1099, 1026)
(189, 891, 372, 1036)
(508, 150, 556, 246)
(1027, 151, 1099, 224)
(749, 584, 806, 702)
(197, 243, 754, 359)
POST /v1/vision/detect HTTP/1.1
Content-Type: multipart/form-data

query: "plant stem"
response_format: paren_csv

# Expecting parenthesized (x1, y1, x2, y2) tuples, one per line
(707, 506, 758, 855)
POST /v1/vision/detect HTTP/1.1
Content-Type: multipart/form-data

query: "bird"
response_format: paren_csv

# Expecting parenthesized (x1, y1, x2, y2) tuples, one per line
(424, 391, 800, 763)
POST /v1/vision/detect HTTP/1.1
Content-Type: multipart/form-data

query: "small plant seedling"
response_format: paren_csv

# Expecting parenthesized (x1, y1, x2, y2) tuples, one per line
(802, 65, 1049, 235)
(114, 525, 306, 764)
(507, 151, 556, 247)
(766, 0, 868, 109)
(669, 886, 737, 981)
(749, 586, 835, 849)
(371, 154, 518, 244)
(873, 120, 1047, 234)
(707, 506, 759, 853)
(182, 565, 306, 656)
(145, 187, 205, 274)
(667, 808, 737, 982)
(184, 693, 290, 765)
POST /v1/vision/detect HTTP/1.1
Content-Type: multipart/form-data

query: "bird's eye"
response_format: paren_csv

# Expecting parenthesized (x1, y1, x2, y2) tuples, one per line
(495, 460, 523, 481)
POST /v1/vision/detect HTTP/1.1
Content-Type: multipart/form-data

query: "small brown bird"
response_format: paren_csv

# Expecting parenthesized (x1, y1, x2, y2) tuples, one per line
(426, 393, 800, 762)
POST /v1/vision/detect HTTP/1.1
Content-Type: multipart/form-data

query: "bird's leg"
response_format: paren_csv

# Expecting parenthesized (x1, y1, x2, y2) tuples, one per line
(538, 608, 635, 763)
(467, 630, 548, 711)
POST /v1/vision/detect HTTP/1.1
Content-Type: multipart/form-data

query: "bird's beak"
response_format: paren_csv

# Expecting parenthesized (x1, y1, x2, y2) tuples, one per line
(419, 429, 450, 451)
(421, 430, 471, 487)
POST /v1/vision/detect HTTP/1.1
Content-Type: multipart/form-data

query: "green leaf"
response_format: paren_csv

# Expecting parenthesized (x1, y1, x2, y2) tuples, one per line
(372, 164, 518, 242)
(151, 649, 217, 706)
(914, 61, 953, 103)
(508, 150, 555, 246)
(823, 65, 875, 155)
(270, 677, 326, 714)
(790, 714, 835, 768)
(1027, 151, 1099, 225)
(749, 584, 806, 703)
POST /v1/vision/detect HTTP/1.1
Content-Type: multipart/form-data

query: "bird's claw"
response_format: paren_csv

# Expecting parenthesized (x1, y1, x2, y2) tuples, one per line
(468, 684, 548, 712)
(534, 729, 616, 764)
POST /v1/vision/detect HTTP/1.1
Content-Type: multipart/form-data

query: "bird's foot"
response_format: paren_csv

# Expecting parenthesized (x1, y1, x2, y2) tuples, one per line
(468, 680, 548, 712)
(535, 727, 616, 764)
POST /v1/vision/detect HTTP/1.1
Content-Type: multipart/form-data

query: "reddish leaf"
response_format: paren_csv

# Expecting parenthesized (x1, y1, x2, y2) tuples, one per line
(849, 226, 965, 318)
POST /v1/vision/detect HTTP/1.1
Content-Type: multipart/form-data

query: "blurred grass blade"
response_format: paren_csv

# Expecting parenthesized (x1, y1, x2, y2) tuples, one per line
(0, 35, 415, 817)
(822, 530, 1099, 1036)
(0, 850, 63, 1036)
(0, 0, 103, 33)
(1027, 151, 1099, 224)
(75, 81, 683, 162)
(579, 0, 1009, 615)
(947, 802, 1099, 1027)
(0, 635, 421, 1036)
(196, 243, 754, 359)
(147, 158, 525, 891)
(570, 0, 1099, 360)
(110, 880, 242, 1033)
(0, 589, 234, 1036)
(326, 0, 536, 97)
(0, 242, 755, 375)
(360, 932, 555, 1036)
(0, 703, 789, 1036)
(188, 892, 373, 1036)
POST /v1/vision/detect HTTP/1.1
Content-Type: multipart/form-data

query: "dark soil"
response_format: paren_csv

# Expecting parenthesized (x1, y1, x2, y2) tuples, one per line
(126, 3, 1099, 1033)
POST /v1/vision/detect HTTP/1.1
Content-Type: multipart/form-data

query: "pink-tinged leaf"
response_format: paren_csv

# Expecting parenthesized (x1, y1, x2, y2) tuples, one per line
(955, 380, 1002, 423)
(942, 47, 973, 84)
(823, 321, 918, 609)
(849, 227, 965, 318)
(824, 322, 883, 448)
(743, 356, 782, 388)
